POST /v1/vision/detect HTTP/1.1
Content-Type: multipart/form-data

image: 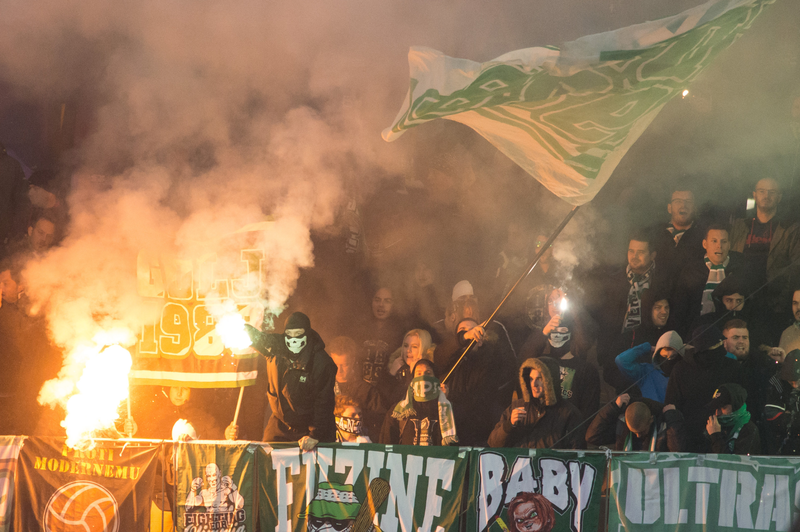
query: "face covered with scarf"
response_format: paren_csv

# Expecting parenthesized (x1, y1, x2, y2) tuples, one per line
(411, 362, 440, 402)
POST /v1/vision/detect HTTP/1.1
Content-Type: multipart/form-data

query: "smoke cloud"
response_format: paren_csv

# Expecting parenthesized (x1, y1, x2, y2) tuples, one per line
(0, 0, 796, 437)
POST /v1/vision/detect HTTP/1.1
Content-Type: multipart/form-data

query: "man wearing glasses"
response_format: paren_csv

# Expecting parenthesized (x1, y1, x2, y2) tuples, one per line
(653, 188, 706, 283)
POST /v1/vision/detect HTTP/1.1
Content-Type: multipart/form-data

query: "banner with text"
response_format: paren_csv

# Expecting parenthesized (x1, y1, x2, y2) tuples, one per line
(129, 225, 274, 388)
(175, 441, 258, 532)
(258, 443, 469, 532)
(14, 437, 159, 532)
(465, 448, 606, 532)
(0, 437, 22, 532)
(609, 453, 800, 532)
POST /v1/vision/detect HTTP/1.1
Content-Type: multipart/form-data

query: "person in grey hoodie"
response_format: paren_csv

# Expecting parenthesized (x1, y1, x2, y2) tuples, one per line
(615, 331, 684, 403)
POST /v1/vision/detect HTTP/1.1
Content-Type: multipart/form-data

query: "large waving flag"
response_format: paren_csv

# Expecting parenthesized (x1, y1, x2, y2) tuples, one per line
(383, 0, 775, 205)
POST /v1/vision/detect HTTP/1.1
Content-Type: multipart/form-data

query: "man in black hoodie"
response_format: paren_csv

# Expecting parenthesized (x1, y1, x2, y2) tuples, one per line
(488, 357, 584, 449)
(242, 312, 337, 448)
(665, 326, 746, 452)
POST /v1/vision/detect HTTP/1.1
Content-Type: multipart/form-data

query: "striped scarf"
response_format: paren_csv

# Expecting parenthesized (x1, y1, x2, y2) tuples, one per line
(392, 378, 459, 445)
(623, 262, 654, 332)
(702, 254, 729, 315)
(666, 223, 688, 246)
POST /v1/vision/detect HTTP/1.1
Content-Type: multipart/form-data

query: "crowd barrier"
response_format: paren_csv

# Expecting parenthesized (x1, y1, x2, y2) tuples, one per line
(1, 436, 799, 532)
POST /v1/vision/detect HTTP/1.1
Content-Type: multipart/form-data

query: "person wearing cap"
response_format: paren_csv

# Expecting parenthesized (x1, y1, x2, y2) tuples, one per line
(705, 383, 760, 454)
(615, 331, 684, 403)
(487, 357, 585, 449)
(301, 482, 361, 532)
(765, 349, 800, 454)
(586, 393, 687, 452)
(665, 326, 746, 452)
(238, 311, 337, 449)
(379, 359, 458, 446)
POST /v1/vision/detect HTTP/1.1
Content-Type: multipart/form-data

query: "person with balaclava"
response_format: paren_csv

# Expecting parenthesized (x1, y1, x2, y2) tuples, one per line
(334, 395, 372, 443)
(705, 383, 760, 454)
(487, 357, 585, 449)
(235, 311, 336, 449)
(442, 318, 514, 446)
(518, 307, 600, 420)
(765, 349, 800, 455)
(586, 393, 687, 452)
(615, 331, 684, 403)
(665, 326, 746, 452)
(379, 359, 458, 446)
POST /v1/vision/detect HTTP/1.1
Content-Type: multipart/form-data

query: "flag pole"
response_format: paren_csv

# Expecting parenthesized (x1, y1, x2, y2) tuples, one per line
(233, 386, 245, 426)
(442, 205, 580, 384)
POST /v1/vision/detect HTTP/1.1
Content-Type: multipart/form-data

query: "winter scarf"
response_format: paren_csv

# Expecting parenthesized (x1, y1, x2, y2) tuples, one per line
(392, 376, 458, 445)
(702, 255, 729, 315)
(718, 404, 750, 452)
(623, 262, 654, 332)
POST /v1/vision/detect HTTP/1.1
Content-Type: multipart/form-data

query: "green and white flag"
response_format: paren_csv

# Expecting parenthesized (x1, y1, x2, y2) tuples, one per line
(609, 453, 800, 532)
(384, 0, 774, 205)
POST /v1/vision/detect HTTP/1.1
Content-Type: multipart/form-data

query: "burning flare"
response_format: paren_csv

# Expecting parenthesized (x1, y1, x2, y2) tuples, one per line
(215, 313, 253, 350)
(39, 330, 135, 449)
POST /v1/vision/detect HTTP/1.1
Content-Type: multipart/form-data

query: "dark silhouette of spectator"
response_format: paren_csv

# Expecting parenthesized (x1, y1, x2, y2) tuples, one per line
(765, 349, 800, 454)
(350, 285, 406, 387)
(0, 142, 27, 252)
(652, 188, 706, 283)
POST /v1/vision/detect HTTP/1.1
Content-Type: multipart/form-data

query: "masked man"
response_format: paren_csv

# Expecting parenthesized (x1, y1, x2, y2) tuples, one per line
(615, 331, 684, 403)
(238, 312, 336, 449)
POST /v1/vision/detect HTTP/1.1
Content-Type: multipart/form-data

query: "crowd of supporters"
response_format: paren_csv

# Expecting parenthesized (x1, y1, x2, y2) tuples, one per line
(1, 138, 800, 456)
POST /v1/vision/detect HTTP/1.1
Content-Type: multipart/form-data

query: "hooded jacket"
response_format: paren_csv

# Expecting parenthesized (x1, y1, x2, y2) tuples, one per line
(615, 331, 682, 403)
(248, 326, 337, 443)
(585, 397, 687, 452)
(487, 357, 585, 449)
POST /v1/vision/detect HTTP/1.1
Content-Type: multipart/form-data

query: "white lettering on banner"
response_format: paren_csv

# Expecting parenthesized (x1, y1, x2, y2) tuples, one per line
(419, 458, 455, 532)
(477, 452, 506, 531)
(569, 461, 598, 530)
(663, 467, 686, 524)
(541, 459, 569, 512)
(477, 453, 597, 532)
(755, 475, 791, 531)
(625, 468, 643, 524)
(366, 450, 385, 484)
(736, 471, 757, 529)
(505, 457, 538, 503)
(271, 448, 301, 532)
(380, 453, 423, 532)
(332, 449, 365, 485)
(687, 466, 720, 525)
(303, 450, 317, 510)
(719, 469, 738, 527)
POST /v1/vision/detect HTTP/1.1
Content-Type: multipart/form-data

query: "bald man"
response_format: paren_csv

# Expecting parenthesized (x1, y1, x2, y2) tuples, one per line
(586, 393, 687, 451)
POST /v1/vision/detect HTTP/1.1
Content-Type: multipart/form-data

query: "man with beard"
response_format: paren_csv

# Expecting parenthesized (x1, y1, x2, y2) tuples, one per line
(615, 331, 684, 403)
(352, 286, 406, 387)
(488, 357, 584, 449)
(238, 312, 336, 449)
(586, 393, 687, 452)
(505, 492, 555, 532)
(665, 327, 747, 452)
(672, 224, 745, 335)
(653, 188, 706, 283)
(722, 319, 776, 424)
(765, 350, 800, 454)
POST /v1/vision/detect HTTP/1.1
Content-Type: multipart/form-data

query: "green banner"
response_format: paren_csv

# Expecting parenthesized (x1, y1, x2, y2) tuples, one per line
(258, 443, 469, 532)
(609, 453, 800, 532)
(175, 441, 258, 532)
(465, 448, 606, 532)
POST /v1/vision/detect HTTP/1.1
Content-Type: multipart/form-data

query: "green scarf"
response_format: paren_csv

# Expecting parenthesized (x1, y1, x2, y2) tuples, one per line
(717, 404, 750, 452)
(392, 376, 458, 445)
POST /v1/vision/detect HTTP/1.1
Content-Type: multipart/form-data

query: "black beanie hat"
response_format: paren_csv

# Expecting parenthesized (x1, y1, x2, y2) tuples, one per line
(284, 312, 311, 332)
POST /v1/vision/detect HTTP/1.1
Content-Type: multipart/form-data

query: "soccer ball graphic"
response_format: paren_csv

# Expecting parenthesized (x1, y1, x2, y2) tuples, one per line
(43, 481, 120, 532)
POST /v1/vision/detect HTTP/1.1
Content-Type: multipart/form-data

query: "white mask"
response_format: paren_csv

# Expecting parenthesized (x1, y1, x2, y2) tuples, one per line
(285, 335, 307, 354)
(549, 327, 571, 348)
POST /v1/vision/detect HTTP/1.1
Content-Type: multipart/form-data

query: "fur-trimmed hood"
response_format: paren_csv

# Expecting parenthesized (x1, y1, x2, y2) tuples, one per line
(519, 357, 561, 406)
